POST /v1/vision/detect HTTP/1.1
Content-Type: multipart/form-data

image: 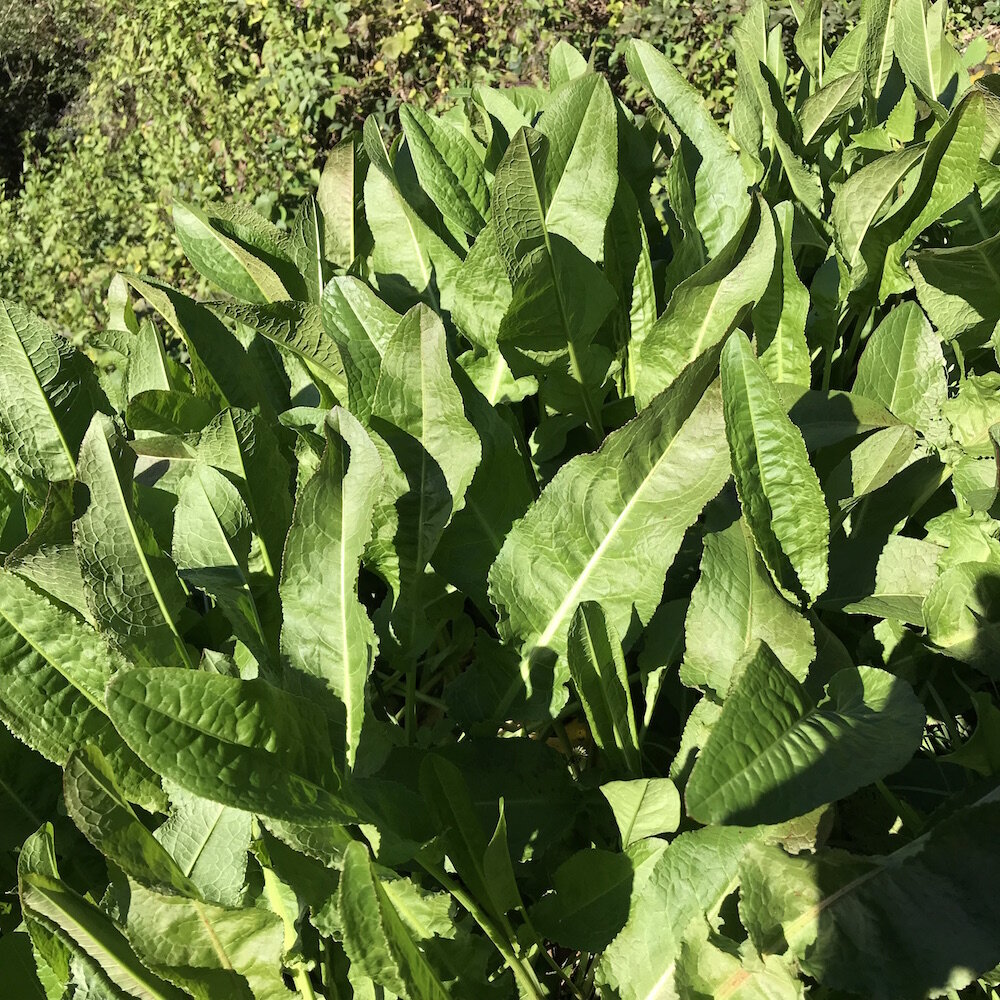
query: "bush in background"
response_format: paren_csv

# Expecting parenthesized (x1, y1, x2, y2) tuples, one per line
(0, 0, 992, 337)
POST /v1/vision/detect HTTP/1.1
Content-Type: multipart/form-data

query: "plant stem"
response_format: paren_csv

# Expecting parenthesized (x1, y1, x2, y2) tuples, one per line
(418, 859, 548, 1000)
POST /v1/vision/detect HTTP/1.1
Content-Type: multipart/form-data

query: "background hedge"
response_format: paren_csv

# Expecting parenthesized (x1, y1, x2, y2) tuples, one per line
(0, 0, 995, 337)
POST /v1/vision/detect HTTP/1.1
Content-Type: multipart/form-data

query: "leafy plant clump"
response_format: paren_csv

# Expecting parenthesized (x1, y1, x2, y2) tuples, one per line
(3, 0, 1000, 996)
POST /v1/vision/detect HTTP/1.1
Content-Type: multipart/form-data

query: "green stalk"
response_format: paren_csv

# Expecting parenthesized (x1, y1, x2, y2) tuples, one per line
(418, 859, 548, 1000)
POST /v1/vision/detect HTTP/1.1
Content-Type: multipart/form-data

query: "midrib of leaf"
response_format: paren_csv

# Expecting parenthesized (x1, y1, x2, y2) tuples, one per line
(95, 431, 194, 671)
(692, 699, 856, 816)
(487, 353, 507, 406)
(0, 607, 106, 714)
(521, 131, 603, 437)
(178, 802, 227, 878)
(535, 406, 694, 651)
(684, 279, 732, 370)
(1, 303, 77, 476)
(191, 900, 234, 971)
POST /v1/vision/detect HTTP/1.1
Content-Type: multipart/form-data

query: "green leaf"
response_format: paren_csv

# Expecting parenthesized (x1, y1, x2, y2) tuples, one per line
(739, 796, 1000, 999)
(534, 73, 619, 262)
(174, 464, 272, 668)
(279, 407, 382, 770)
(63, 746, 194, 895)
(318, 135, 370, 268)
(489, 353, 729, 699)
(196, 408, 293, 579)
(19, 871, 188, 1000)
(400, 105, 489, 236)
(597, 826, 772, 1000)
(910, 231, 1000, 343)
(0, 299, 101, 483)
(683, 515, 815, 695)
(106, 667, 347, 823)
(722, 333, 830, 604)
(549, 40, 589, 89)
(372, 305, 481, 515)
(600, 778, 681, 848)
(853, 302, 947, 437)
(531, 848, 633, 952)
(431, 369, 535, 614)
(893, 0, 968, 109)
(74, 414, 192, 668)
(923, 558, 1000, 672)
(859, 0, 897, 101)
(420, 756, 521, 923)
(339, 841, 451, 1000)
(685, 642, 925, 825)
(321, 275, 400, 421)
(798, 71, 864, 144)
(172, 201, 289, 303)
(876, 92, 985, 297)
(0, 567, 159, 807)
(154, 782, 251, 908)
(566, 602, 641, 777)
(631, 197, 775, 409)
(832, 145, 924, 273)
(216, 300, 346, 399)
(363, 131, 461, 311)
(675, 920, 805, 1000)
(626, 39, 750, 255)
(752, 202, 811, 386)
(124, 879, 294, 1000)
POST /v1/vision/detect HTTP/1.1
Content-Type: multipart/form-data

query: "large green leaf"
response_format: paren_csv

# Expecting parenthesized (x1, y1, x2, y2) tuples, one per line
(400, 105, 489, 236)
(683, 514, 815, 696)
(63, 746, 195, 896)
(172, 201, 289, 303)
(853, 302, 947, 437)
(685, 642, 925, 825)
(597, 826, 771, 1000)
(279, 408, 382, 770)
(173, 464, 272, 667)
(631, 198, 775, 409)
(489, 353, 730, 701)
(0, 568, 152, 790)
(739, 797, 1000, 999)
(910, 231, 1000, 343)
(567, 602, 641, 777)
(875, 92, 985, 296)
(339, 841, 452, 1000)
(721, 333, 830, 604)
(626, 39, 750, 255)
(124, 880, 294, 1000)
(154, 782, 251, 909)
(0, 299, 101, 483)
(106, 667, 348, 823)
(74, 414, 192, 668)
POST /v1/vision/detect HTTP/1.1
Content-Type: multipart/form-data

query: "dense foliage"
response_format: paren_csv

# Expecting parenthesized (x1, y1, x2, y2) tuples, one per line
(3, 0, 1000, 997)
(1, 0, 752, 338)
(10, 0, 993, 340)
